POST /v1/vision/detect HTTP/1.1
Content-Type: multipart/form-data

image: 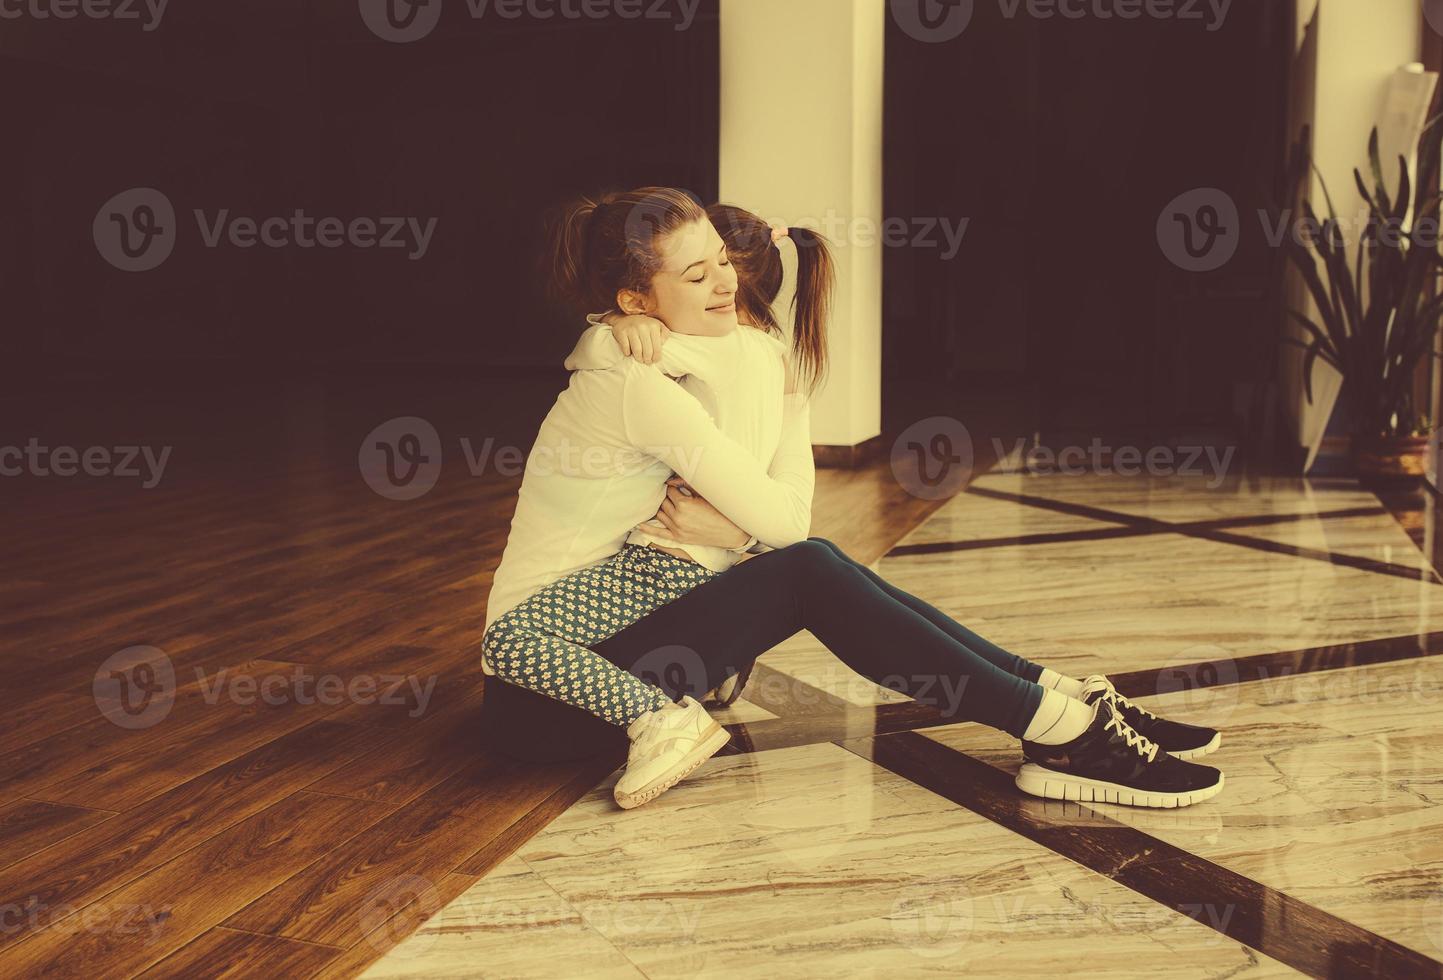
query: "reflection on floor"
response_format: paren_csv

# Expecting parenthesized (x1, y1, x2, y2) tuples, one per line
(365, 470, 1443, 978)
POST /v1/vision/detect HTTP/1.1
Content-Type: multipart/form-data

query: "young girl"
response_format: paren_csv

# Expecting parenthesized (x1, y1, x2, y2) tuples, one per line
(482, 192, 833, 809)
(568, 206, 831, 570)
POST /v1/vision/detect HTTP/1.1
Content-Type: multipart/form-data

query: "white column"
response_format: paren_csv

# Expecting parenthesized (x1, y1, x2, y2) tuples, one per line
(719, 0, 885, 450)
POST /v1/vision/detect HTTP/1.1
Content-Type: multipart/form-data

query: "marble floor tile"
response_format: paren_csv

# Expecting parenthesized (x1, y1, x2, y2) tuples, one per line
(705, 696, 778, 726)
(377, 742, 1294, 978)
(923, 658, 1443, 964)
(365, 469, 1442, 976)
(890, 480, 1132, 547)
(752, 632, 911, 709)
(360, 856, 645, 979)
(972, 470, 1378, 525)
(1221, 511, 1432, 572)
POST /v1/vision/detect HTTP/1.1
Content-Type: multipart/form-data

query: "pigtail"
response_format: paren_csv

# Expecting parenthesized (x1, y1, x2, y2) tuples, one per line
(786, 226, 833, 398)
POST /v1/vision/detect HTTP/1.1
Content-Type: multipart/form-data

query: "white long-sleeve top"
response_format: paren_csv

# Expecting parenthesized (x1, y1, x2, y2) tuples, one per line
(481, 323, 815, 672)
(567, 318, 793, 567)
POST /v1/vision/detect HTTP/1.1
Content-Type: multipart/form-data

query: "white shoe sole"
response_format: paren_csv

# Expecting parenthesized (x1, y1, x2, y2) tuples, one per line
(1015, 763, 1224, 809)
(1168, 731, 1221, 761)
(614, 723, 731, 810)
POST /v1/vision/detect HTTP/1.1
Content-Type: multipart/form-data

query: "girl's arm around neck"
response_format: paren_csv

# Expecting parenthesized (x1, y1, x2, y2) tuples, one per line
(621, 364, 813, 548)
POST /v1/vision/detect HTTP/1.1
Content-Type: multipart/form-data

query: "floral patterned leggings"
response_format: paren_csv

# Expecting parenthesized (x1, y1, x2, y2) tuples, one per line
(481, 544, 720, 727)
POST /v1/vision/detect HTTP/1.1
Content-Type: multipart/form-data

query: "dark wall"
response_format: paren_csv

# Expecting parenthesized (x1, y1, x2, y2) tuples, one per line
(3, 1, 720, 374)
(883, 0, 1294, 438)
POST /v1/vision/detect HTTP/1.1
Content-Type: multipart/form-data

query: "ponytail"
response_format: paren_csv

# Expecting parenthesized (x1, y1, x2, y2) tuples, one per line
(546, 195, 601, 309)
(706, 204, 834, 398)
(785, 226, 832, 398)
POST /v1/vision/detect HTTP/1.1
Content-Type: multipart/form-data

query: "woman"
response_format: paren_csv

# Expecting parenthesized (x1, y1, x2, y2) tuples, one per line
(483, 190, 826, 808)
(481, 187, 1225, 810)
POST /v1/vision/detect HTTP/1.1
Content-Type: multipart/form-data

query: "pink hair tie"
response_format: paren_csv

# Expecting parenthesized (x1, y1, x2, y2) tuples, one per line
(770, 225, 790, 244)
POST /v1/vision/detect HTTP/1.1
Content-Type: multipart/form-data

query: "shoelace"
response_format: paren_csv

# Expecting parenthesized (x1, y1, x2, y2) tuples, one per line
(1091, 676, 1158, 721)
(1100, 700, 1160, 762)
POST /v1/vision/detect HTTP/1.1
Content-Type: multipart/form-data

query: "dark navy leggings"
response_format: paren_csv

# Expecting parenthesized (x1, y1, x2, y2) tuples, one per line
(480, 537, 1047, 762)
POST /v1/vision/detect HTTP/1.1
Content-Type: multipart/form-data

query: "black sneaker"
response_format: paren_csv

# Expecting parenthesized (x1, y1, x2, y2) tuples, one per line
(702, 661, 754, 709)
(1081, 674, 1220, 760)
(1017, 699, 1224, 808)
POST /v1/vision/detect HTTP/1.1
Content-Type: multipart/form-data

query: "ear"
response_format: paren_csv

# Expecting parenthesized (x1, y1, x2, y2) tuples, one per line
(616, 288, 650, 316)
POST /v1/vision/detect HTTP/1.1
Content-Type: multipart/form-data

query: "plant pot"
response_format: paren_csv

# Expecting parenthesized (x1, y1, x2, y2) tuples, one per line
(1350, 433, 1430, 488)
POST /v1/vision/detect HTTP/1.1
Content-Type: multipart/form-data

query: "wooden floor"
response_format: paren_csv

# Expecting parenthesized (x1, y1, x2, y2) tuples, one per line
(0, 366, 993, 978)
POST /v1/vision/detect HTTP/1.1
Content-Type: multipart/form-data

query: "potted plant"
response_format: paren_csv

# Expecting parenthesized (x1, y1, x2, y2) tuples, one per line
(1281, 107, 1443, 486)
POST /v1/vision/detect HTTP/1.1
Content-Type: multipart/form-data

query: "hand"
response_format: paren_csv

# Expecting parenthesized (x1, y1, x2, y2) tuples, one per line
(636, 476, 751, 549)
(601, 312, 670, 365)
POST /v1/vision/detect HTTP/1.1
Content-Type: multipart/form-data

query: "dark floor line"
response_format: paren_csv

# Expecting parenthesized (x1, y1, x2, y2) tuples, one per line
(887, 505, 1389, 557)
(888, 523, 1153, 556)
(914, 487, 1439, 584)
(723, 629, 1443, 754)
(846, 732, 1442, 980)
(1105, 629, 1443, 700)
(1187, 524, 1441, 584)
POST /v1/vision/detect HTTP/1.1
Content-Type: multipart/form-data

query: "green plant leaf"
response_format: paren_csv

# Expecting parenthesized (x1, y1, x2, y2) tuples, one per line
(1285, 310, 1342, 366)
(1302, 342, 1323, 404)
(1393, 154, 1412, 225)
(1366, 128, 1395, 217)
(1283, 239, 1348, 354)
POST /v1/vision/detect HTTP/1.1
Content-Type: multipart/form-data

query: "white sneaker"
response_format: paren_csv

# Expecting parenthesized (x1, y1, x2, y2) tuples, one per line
(613, 696, 731, 810)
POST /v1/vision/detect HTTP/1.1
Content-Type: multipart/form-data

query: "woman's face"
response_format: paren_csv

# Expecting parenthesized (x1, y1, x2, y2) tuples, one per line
(620, 218, 739, 336)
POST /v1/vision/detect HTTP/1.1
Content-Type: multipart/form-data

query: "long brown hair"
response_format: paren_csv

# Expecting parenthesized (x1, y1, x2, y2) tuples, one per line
(707, 203, 832, 398)
(546, 186, 708, 314)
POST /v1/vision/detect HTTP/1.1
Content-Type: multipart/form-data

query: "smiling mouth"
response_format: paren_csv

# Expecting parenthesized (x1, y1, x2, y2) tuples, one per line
(708, 302, 736, 313)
